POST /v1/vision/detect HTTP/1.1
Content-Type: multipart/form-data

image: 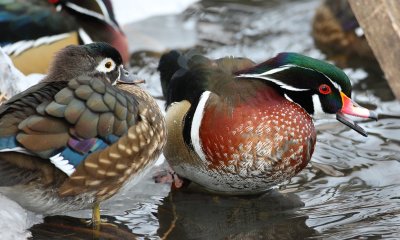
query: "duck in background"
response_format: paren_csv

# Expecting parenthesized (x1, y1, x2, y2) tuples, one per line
(312, 0, 375, 67)
(0, 42, 166, 229)
(0, 0, 129, 75)
(158, 50, 377, 195)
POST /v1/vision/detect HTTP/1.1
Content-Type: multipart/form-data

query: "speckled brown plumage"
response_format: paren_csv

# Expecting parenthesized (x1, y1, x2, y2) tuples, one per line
(59, 83, 166, 201)
(0, 43, 166, 217)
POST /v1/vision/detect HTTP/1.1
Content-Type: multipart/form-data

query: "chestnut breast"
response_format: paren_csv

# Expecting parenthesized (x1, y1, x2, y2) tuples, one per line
(198, 83, 317, 177)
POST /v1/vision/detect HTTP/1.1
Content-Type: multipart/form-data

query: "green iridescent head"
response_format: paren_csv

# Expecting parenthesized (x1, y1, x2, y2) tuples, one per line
(236, 52, 377, 136)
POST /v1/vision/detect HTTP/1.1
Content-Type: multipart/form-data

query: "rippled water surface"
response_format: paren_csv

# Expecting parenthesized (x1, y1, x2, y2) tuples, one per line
(32, 0, 400, 239)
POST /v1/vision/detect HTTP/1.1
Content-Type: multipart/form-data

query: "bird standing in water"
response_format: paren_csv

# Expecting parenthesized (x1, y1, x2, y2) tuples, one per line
(0, 42, 166, 228)
(158, 51, 377, 195)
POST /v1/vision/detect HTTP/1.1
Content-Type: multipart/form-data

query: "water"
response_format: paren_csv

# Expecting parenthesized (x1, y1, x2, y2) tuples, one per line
(31, 0, 400, 239)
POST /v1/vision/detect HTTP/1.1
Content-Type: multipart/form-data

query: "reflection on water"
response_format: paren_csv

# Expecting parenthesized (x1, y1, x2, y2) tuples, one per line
(32, 0, 400, 239)
(157, 190, 316, 239)
(30, 215, 137, 239)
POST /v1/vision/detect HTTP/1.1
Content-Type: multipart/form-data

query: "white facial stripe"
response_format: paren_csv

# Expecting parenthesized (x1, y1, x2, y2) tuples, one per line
(238, 63, 344, 93)
(96, 0, 112, 23)
(238, 64, 293, 78)
(237, 64, 308, 91)
(288, 64, 343, 92)
(65, 2, 118, 29)
(327, 75, 342, 92)
(238, 74, 309, 91)
(261, 65, 293, 75)
(191, 91, 211, 162)
(96, 58, 116, 73)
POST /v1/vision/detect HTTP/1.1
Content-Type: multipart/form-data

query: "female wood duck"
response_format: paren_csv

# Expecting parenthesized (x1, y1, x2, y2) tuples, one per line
(0, 0, 129, 75)
(312, 0, 374, 63)
(158, 51, 377, 195)
(0, 42, 166, 228)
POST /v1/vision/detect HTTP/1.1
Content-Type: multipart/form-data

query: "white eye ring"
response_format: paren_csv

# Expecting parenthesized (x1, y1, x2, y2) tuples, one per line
(96, 58, 116, 73)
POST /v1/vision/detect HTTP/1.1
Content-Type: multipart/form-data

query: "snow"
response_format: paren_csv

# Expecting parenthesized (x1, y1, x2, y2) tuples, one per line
(0, 195, 42, 240)
(0, 48, 43, 99)
(112, 0, 198, 25)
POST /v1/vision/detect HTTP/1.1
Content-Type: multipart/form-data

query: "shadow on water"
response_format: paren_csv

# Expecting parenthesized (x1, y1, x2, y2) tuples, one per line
(157, 189, 316, 239)
(31, 0, 400, 239)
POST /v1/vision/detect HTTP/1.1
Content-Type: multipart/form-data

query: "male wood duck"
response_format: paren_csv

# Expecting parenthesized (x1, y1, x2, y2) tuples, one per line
(158, 51, 377, 195)
(0, 0, 129, 75)
(0, 42, 166, 228)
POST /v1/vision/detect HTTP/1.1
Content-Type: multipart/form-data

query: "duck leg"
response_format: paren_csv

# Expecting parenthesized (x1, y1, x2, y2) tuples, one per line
(92, 202, 101, 231)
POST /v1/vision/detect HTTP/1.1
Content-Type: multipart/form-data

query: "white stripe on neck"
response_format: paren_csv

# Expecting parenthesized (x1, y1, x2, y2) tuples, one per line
(312, 94, 332, 120)
(190, 91, 211, 162)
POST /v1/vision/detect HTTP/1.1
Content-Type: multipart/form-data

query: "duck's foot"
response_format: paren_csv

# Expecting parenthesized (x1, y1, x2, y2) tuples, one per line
(153, 168, 185, 189)
(84, 218, 117, 228)
(84, 202, 112, 231)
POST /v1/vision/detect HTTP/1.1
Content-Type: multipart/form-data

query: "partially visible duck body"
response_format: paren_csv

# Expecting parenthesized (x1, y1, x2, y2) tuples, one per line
(0, 43, 166, 228)
(158, 51, 377, 195)
(312, 0, 375, 65)
(0, 0, 129, 75)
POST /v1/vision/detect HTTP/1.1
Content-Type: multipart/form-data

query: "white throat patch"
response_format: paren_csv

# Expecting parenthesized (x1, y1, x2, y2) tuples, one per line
(312, 94, 333, 119)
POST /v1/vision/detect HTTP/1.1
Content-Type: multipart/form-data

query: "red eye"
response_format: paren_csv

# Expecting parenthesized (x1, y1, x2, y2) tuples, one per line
(319, 84, 331, 95)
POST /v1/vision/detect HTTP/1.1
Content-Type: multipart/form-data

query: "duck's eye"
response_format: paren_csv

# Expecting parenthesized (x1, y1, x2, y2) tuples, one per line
(96, 58, 115, 73)
(105, 61, 112, 69)
(319, 84, 332, 95)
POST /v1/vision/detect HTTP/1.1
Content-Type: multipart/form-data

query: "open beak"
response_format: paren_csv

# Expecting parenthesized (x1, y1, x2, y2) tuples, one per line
(336, 92, 378, 137)
(117, 66, 145, 84)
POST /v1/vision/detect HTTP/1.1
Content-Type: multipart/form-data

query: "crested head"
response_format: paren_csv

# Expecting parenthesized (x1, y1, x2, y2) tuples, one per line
(240, 52, 352, 96)
(236, 52, 354, 117)
(269, 53, 352, 95)
(46, 42, 133, 84)
(50, 0, 121, 29)
(237, 52, 377, 136)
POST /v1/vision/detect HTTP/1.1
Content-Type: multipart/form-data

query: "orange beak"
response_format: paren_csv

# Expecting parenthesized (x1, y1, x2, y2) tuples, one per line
(336, 92, 378, 137)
